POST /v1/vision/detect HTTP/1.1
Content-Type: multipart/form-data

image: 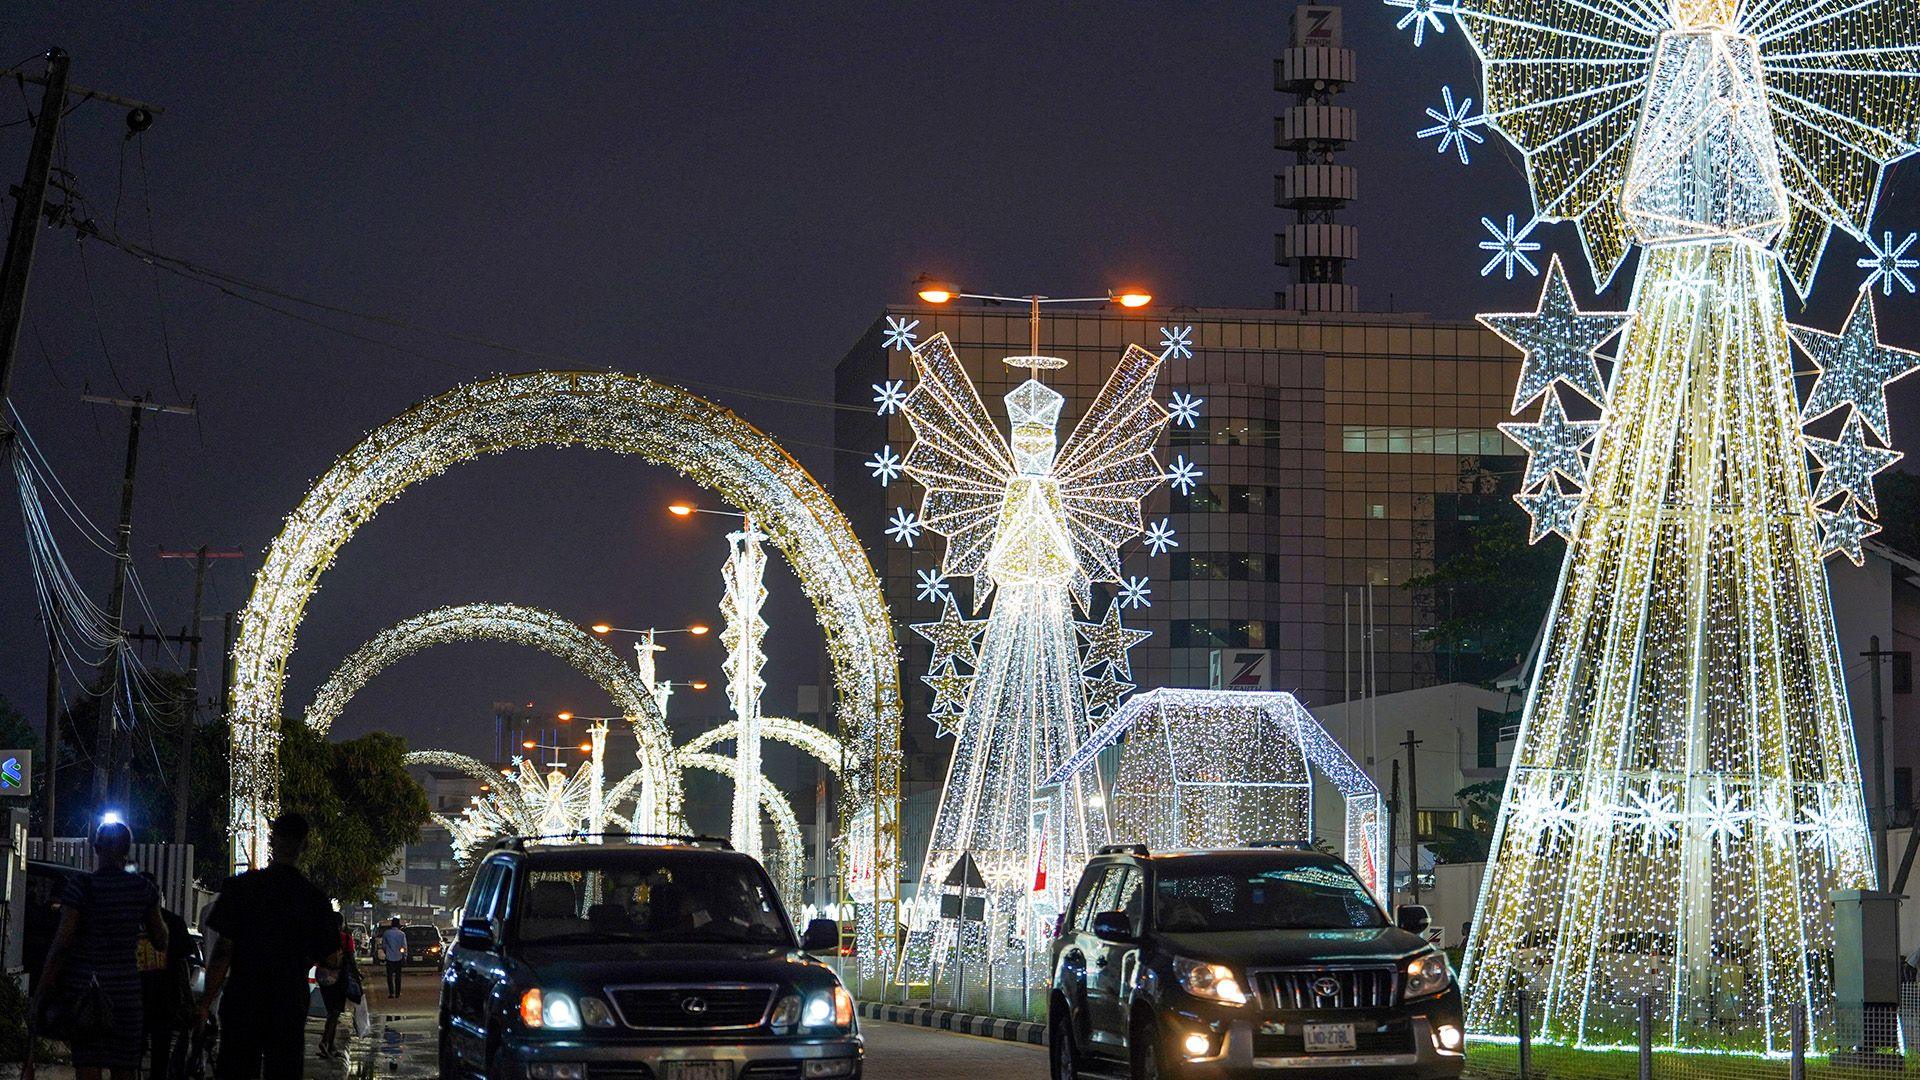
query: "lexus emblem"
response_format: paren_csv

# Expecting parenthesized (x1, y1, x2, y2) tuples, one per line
(1311, 977, 1341, 999)
(681, 996, 709, 1015)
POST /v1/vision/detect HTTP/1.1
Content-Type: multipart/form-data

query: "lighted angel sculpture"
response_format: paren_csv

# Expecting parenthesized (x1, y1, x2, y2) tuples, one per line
(895, 333, 1167, 991)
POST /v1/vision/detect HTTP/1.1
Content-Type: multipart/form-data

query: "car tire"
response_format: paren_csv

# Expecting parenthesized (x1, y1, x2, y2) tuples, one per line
(1050, 1012, 1081, 1080)
(437, 1024, 461, 1079)
(1131, 1015, 1170, 1080)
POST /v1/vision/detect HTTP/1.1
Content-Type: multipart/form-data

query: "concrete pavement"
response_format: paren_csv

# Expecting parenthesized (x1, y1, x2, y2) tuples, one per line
(861, 1019, 1050, 1080)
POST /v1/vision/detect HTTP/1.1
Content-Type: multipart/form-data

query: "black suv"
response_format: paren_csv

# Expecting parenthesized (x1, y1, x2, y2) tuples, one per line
(439, 835, 860, 1080)
(1048, 845, 1464, 1080)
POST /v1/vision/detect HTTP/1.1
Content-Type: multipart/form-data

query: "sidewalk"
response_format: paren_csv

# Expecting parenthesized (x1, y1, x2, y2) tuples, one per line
(2, 1005, 434, 1079)
(856, 1000, 1047, 1046)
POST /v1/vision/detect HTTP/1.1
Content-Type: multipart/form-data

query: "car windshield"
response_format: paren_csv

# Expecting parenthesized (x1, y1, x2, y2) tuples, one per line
(1153, 860, 1386, 932)
(516, 857, 791, 947)
(405, 927, 439, 947)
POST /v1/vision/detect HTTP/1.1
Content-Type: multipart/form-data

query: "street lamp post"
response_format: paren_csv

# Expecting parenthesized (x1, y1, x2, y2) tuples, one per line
(910, 275, 1153, 377)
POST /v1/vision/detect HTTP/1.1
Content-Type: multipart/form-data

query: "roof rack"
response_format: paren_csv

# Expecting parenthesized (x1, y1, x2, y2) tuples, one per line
(490, 832, 735, 851)
(1245, 839, 1316, 850)
(1097, 843, 1151, 857)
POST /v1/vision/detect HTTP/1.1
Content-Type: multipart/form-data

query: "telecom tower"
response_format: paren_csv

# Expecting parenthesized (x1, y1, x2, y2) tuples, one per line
(1275, 4, 1357, 312)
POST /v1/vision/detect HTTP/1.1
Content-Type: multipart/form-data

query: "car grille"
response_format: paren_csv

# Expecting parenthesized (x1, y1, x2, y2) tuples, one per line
(1255, 967, 1399, 1009)
(1254, 1022, 1415, 1057)
(605, 984, 776, 1029)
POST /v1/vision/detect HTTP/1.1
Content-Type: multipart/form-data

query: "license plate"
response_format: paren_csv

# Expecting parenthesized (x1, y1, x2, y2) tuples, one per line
(1303, 1022, 1357, 1053)
(664, 1064, 734, 1080)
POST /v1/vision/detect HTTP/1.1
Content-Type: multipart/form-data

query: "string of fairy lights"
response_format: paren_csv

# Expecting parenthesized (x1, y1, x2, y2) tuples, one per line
(1389, 0, 1920, 1054)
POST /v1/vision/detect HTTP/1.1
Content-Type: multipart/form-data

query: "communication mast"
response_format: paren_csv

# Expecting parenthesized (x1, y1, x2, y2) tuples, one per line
(1275, 4, 1358, 312)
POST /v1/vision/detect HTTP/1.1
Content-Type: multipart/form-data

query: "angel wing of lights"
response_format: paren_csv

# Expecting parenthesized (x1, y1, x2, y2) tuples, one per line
(899, 334, 1017, 583)
(1050, 343, 1173, 595)
(1448, 0, 1920, 293)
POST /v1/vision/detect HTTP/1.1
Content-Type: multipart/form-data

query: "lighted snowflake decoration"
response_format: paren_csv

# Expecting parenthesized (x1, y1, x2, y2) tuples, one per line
(1168, 391, 1204, 428)
(1697, 782, 1750, 859)
(1479, 215, 1544, 280)
(867, 445, 903, 486)
(886, 506, 923, 546)
(1620, 787, 1681, 855)
(1801, 793, 1863, 865)
(882, 315, 921, 352)
(1159, 324, 1194, 360)
(1116, 575, 1152, 609)
(1386, 0, 1456, 46)
(1418, 85, 1486, 165)
(872, 380, 908, 416)
(1166, 455, 1204, 495)
(915, 568, 952, 604)
(1142, 518, 1178, 556)
(1857, 231, 1919, 296)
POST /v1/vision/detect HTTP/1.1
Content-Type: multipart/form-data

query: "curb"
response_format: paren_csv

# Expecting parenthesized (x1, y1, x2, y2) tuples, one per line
(857, 1001, 1048, 1046)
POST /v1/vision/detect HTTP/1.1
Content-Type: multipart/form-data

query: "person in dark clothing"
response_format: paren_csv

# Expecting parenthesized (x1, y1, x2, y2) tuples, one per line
(199, 813, 340, 1080)
(378, 917, 407, 997)
(137, 871, 193, 1080)
(315, 911, 361, 1059)
(29, 819, 168, 1080)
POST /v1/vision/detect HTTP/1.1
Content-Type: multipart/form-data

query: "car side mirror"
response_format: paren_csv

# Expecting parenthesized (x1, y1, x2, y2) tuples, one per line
(1092, 911, 1134, 943)
(1397, 904, 1432, 935)
(800, 918, 839, 952)
(457, 916, 495, 952)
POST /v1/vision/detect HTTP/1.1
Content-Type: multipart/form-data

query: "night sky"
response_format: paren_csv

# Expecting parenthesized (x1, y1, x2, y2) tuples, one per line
(5, 2, 1919, 767)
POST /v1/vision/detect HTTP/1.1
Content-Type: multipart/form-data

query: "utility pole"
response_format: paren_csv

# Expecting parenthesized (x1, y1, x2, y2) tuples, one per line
(1864, 636, 1900, 887)
(158, 546, 243, 845)
(0, 48, 68, 437)
(1388, 759, 1401, 906)
(84, 394, 193, 811)
(43, 629, 59, 842)
(1402, 729, 1424, 906)
(0, 51, 160, 437)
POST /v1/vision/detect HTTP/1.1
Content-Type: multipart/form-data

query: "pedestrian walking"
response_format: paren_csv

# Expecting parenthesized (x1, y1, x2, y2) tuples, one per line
(198, 812, 340, 1079)
(28, 818, 169, 1079)
(315, 911, 362, 1059)
(137, 871, 194, 1080)
(378, 917, 408, 998)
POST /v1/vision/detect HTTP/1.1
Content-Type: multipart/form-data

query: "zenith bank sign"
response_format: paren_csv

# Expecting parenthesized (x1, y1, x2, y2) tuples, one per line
(1209, 650, 1273, 691)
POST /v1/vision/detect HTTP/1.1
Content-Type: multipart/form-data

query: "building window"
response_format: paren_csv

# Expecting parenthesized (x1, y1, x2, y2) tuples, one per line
(1896, 767, 1914, 813)
(1340, 426, 1514, 455)
(1894, 652, 1912, 695)
(1476, 707, 1520, 768)
(1415, 809, 1459, 840)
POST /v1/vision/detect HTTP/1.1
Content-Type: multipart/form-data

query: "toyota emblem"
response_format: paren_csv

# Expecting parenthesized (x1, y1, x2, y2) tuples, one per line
(1311, 977, 1341, 999)
(681, 996, 710, 1014)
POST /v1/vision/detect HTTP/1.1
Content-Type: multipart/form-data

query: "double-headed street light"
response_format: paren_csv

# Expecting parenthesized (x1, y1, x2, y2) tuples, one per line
(911, 274, 1153, 374)
(590, 622, 710, 638)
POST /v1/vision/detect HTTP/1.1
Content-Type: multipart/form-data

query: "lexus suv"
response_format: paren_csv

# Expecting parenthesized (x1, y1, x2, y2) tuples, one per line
(1048, 845, 1464, 1079)
(439, 835, 861, 1080)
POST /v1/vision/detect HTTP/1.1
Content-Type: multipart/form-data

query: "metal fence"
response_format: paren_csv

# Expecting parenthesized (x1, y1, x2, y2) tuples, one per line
(1463, 989, 1919, 1080)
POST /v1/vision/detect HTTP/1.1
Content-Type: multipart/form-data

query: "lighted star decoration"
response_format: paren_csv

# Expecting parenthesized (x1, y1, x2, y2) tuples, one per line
(1419, 85, 1486, 165)
(882, 316, 921, 352)
(1816, 501, 1881, 566)
(1078, 601, 1153, 681)
(1117, 575, 1152, 610)
(1168, 391, 1204, 428)
(915, 568, 953, 604)
(1159, 325, 1194, 359)
(1167, 455, 1204, 494)
(1081, 673, 1136, 718)
(1386, 0, 1457, 46)
(911, 596, 986, 670)
(1499, 389, 1602, 491)
(1807, 412, 1903, 516)
(867, 446, 903, 486)
(921, 664, 973, 732)
(1858, 231, 1919, 296)
(1514, 476, 1581, 542)
(1142, 519, 1178, 556)
(873, 380, 908, 416)
(886, 506, 924, 546)
(1792, 291, 1920, 443)
(1482, 256, 1627, 413)
(1479, 214, 1542, 279)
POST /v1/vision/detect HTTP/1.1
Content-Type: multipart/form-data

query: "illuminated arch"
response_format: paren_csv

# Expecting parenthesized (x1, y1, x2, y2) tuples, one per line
(674, 751, 805, 903)
(674, 717, 845, 779)
(228, 371, 903, 974)
(309, 604, 677, 828)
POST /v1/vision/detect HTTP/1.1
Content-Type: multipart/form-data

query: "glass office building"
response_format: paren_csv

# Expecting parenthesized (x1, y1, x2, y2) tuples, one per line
(833, 305, 1524, 781)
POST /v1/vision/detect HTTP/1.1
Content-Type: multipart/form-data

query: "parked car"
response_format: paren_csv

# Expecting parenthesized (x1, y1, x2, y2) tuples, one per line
(23, 859, 87, 993)
(439, 834, 860, 1079)
(1048, 844, 1465, 1080)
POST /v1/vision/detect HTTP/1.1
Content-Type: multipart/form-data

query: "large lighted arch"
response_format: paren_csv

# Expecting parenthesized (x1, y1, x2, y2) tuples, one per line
(228, 371, 903, 972)
(307, 603, 677, 827)
(674, 717, 845, 778)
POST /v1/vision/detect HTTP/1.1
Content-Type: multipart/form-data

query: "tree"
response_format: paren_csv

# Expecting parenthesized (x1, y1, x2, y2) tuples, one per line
(1873, 469, 1920, 558)
(1406, 488, 1563, 686)
(1428, 780, 1504, 864)
(278, 724, 431, 902)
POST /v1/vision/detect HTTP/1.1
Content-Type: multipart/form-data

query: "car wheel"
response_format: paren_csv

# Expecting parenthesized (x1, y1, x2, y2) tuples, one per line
(437, 1024, 461, 1079)
(1131, 1016, 1169, 1080)
(1050, 1013, 1080, 1080)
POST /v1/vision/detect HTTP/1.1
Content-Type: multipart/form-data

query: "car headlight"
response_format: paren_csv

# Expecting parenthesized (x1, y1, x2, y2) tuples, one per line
(519, 987, 582, 1030)
(1405, 951, 1451, 1000)
(802, 985, 856, 1030)
(1172, 957, 1247, 1006)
